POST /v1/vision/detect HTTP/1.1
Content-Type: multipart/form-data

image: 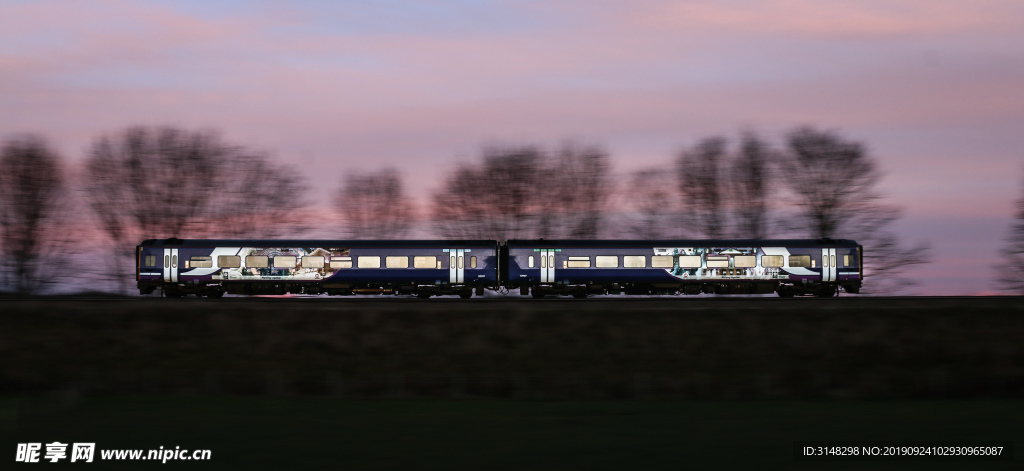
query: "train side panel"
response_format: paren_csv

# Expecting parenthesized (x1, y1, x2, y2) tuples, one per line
(137, 239, 498, 298)
(506, 239, 862, 297)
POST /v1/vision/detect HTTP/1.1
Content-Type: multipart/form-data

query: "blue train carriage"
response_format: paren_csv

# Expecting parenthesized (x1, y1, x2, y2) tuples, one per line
(137, 239, 500, 298)
(504, 239, 862, 298)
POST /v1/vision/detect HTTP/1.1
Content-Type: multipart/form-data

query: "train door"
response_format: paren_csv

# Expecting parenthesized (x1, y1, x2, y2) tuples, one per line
(821, 248, 836, 282)
(162, 248, 179, 283)
(448, 248, 465, 284)
(539, 249, 555, 283)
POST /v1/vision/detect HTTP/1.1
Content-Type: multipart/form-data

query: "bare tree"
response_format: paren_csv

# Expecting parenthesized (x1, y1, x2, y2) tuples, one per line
(677, 137, 728, 238)
(621, 168, 680, 239)
(628, 132, 774, 239)
(216, 153, 309, 238)
(781, 127, 883, 238)
(85, 127, 228, 244)
(544, 143, 612, 239)
(729, 132, 774, 238)
(84, 126, 308, 292)
(781, 126, 928, 293)
(334, 167, 414, 239)
(0, 135, 69, 294)
(431, 143, 614, 240)
(432, 146, 546, 240)
(999, 166, 1024, 293)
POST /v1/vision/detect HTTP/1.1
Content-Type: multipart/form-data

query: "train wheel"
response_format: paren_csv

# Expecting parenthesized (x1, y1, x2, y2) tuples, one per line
(531, 289, 545, 299)
(459, 290, 472, 299)
(572, 292, 588, 299)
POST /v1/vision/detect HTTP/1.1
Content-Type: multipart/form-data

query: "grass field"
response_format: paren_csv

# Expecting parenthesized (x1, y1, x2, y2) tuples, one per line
(2, 297, 1021, 468)
(2, 298, 1022, 399)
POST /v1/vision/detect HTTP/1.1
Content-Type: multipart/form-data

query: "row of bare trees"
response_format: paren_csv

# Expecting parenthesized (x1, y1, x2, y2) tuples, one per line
(642, 127, 928, 292)
(335, 143, 611, 241)
(632, 132, 774, 239)
(429, 143, 610, 240)
(335, 128, 928, 291)
(0, 127, 310, 293)
(83, 127, 309, 291)
(1, 124, 932, 294)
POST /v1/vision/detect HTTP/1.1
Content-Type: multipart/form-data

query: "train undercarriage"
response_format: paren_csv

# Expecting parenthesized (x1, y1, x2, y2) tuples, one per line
(142, 280, 860, 299)
(143, 281, 488, 299)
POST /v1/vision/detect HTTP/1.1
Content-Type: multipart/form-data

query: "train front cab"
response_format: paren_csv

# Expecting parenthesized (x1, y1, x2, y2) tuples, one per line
(777, 241, 863, 297)
(136, 242, 178, 296)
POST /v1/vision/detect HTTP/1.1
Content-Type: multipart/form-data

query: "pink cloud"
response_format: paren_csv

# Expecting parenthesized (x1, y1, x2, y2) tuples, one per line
(628, 0, 1024, 39)
(2, 0, 1022, 229)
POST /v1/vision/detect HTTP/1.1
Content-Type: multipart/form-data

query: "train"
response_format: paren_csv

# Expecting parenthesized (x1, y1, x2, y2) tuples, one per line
(137, 238, 862, 298)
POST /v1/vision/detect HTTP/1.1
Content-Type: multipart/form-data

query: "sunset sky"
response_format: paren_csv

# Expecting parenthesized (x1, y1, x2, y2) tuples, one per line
(2, 0, 1023, 295)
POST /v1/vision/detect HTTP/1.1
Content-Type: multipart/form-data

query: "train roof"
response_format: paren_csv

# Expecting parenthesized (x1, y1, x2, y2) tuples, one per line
(141, 238, 859, 248)
(140, 239, 499, 247)
(505, 239, 860, 248)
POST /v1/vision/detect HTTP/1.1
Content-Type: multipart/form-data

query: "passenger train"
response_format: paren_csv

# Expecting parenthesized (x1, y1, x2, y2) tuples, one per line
(138, 238, 862, 298)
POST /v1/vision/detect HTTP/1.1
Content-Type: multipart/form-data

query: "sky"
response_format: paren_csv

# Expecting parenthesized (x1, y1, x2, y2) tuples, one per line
(2, 0, 1023, 295)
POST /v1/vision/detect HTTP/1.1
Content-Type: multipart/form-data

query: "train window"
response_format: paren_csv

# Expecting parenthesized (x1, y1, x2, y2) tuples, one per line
(303, 256, 325, 268)
(470, 256, 477, 269)
(540, 255, 546, 268)
(549, 255, 554, 268)
(761, 255, 783, 267)
(843, 255, 850, 267)
(651, 255, 673, 268)
(386, 256, 409, 268)
(735, 256, 756, 268)
(145, 255, 156, 267)
(811, 259, 816, 268)
(274, 256, 297, 268)
(707, 256, 729, 268)
(596, 256, 618, 268)
(528, 255, 535, 268)
(358, 256, 381, 268)
(330, 257, 352, 269)
(623, 255, 646, 268)
(678, 255, 701, 268)
(568, 256, 591, 268)
(789, 255, 810, 267)
(218, 255, 241, 268)
(458, 256, 464, 269)
(189, 256, 212, 268)
(246, 255, 269, 268)
(165, 255, 169, 267)
(414, 256, 437, 268)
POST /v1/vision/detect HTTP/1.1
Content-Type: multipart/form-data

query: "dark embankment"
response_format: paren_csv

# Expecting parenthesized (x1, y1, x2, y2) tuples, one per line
(2, 297, 1021, 399)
